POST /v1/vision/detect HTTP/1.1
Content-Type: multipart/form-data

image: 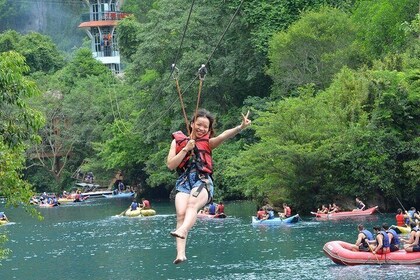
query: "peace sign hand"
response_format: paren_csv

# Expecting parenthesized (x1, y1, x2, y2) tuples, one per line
(240, 110, 251, 129)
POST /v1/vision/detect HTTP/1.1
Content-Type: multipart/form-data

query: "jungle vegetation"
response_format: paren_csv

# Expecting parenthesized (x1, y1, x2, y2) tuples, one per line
(0, 0, 419, 215)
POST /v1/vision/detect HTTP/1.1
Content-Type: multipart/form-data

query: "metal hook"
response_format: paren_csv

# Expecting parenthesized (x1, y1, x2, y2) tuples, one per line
(198, 64, 207, 81)
(171, 63, 179, 80)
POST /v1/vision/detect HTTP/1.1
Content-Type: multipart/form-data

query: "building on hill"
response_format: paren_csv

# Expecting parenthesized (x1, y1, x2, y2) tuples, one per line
(78, 0, 130, 74)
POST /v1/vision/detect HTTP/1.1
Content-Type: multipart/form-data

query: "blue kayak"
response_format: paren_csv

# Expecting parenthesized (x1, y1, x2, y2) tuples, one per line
(251, 214, 300, 225)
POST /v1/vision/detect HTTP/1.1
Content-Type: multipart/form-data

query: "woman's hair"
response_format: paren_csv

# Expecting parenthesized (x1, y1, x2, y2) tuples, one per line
(190, 108, 215, 137)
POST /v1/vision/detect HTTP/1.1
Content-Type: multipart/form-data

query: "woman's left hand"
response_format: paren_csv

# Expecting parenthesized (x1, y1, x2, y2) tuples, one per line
(240, 110, 251, 129)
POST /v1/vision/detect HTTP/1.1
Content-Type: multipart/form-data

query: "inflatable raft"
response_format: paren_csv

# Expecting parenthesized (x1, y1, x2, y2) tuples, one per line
(323, 240, 420, 265)
(124, 208, 156, 217)
(390, 225, 411, 234)
(311, 206, 378, 219)
(252, 214, 300, 225)
(197, 213, 227, 219)
(102, 192, 134, 199)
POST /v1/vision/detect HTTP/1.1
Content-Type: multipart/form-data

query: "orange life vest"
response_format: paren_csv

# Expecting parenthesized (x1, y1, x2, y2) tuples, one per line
(172, 131, 213, 174)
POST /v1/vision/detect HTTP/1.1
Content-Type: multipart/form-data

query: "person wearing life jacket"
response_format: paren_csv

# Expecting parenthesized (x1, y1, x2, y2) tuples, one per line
(404, 227, 420, 252)
(279, 203, 291, 218)
(371, 225, 390, 254)
(140, 198, 150, 209)
(130, 200, 139, 211)
(404, 207, 416, 225)
(351, 224, 374, 252)
(208, 202, 216, 215)
(395, 208, 405, 227)
(167, 109, 251, 265)
(383, 223, 400, 252)
(353, 197, 366, 211)
(256, 208, 268, 220)
(216, 201, 225, 215)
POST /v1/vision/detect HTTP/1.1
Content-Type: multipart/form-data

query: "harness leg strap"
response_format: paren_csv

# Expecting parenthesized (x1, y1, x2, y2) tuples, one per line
(192, 182, 206, 198)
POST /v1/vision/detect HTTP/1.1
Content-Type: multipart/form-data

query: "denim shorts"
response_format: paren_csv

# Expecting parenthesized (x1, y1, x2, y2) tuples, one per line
(175, 170, 214, 200)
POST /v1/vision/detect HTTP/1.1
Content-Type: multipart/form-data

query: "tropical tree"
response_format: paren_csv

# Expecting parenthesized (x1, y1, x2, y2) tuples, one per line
(267, 6, 359, 98)
(0, 51, 44, 207)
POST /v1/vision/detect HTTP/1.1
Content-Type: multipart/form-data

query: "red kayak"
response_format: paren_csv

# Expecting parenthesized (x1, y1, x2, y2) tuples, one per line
(311, 206, 378, 219)
(324, 240, 420, 265)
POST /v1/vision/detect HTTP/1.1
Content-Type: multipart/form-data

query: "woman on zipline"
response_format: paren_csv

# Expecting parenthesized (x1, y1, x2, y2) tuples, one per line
(166, 108, 251, 264)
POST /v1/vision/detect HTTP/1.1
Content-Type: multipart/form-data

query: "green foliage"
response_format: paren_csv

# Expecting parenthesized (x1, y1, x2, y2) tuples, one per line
(267, 6, 359, 97)
(352, 0, 419, 58)
(0, 51, 43, 217)
(117, 15, 142, 62)
(0, 233, 11, 263)
(241, 0, 357, 53)
(0, 30, 65, 73)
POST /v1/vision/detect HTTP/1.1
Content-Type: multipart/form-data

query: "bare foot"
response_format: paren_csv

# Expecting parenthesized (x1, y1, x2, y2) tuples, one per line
(170, 229, 187, 239)
(173, 257, 187, 264)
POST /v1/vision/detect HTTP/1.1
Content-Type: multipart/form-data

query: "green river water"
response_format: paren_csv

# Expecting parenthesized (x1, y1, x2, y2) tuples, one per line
(0, 199, 418, 280)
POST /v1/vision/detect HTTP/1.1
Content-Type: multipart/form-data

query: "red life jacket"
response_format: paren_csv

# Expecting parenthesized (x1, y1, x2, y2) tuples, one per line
(172, 131, 213, 174)
(285, 206, 291, 217)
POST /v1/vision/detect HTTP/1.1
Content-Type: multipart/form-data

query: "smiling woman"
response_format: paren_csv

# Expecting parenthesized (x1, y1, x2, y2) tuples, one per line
(166, 108, 251, 264)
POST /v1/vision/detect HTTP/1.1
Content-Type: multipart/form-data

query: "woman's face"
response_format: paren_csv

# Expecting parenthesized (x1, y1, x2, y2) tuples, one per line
(192, 116, 210, 138)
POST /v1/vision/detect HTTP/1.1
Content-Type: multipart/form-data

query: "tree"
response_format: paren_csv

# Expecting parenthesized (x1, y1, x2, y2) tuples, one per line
(352, 0, 419, 59)
(267, 6, 358, 97)
(0, 51, 44, 208)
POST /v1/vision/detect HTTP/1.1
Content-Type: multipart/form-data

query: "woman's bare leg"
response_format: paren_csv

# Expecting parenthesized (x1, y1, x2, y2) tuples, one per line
(172, 188, 208, 264)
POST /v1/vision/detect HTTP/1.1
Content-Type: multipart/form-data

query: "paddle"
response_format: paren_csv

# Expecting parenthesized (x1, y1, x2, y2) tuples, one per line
(119, 207, 130, 216)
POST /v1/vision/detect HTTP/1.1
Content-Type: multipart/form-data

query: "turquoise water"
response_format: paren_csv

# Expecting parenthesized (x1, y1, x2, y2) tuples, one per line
(0, 199, 418, 279)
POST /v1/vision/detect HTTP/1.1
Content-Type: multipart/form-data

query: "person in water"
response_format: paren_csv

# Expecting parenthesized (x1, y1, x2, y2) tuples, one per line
(351, 224, 374, 252)
(167, 108, 251, 264)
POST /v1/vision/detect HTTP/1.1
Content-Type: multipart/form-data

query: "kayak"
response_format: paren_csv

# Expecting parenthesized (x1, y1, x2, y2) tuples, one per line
(124, 208, 156, 217)
(0, 220, 8, 226)
(251, 214, 300, 225)
(197, 213, 227, 219)
(311, 206, 378, 219)
(323, 240, 420, 265)
(103, 192, 135, 198)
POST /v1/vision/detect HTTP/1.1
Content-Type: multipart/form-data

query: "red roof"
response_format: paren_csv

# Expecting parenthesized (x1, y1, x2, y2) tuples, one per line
(78, 20, 118, 28)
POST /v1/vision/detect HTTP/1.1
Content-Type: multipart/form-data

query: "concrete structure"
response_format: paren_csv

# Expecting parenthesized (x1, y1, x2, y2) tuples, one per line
(79, 0, 129, 74)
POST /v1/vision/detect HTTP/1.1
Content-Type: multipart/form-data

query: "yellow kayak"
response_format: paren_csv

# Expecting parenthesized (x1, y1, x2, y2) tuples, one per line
(0, 220, 9, 226)
(124, 208, 156, 217)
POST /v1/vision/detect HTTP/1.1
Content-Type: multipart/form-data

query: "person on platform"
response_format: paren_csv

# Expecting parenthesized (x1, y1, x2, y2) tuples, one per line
(166, 108, 251, 264)
(351, 224, 374, 252)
